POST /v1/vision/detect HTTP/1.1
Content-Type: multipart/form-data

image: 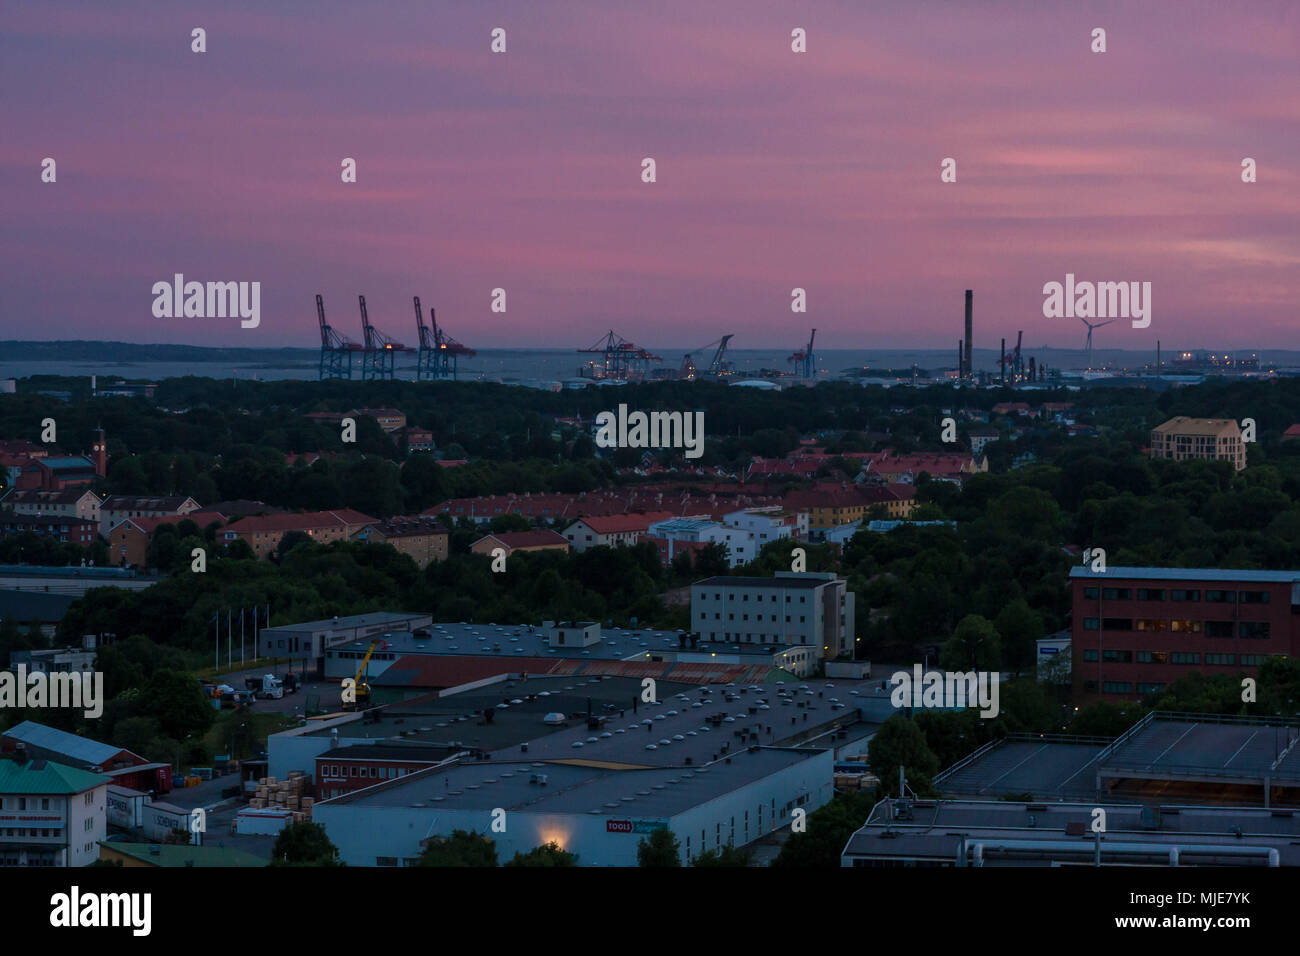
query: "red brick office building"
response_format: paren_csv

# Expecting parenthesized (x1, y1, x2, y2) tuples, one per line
(1070, 566, 1300, 699)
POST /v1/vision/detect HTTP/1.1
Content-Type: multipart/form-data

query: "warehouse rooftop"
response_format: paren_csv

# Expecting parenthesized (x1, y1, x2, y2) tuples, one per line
(317, 746, 815, 818)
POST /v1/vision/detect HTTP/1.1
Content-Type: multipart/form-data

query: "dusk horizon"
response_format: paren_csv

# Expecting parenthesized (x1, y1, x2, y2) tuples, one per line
(5, 0, 1297, 351)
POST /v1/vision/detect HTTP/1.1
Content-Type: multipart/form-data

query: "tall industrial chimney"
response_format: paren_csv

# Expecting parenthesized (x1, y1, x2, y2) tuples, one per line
(1000, 338, 1006, 385)
(964, 290, 973, 382)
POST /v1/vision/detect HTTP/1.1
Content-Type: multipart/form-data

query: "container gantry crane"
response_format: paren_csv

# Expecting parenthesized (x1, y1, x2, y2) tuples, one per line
(788, 328, 816, 379)
(316, 294, 361, 380)
(577, 329, 662, 381)
(413, 296, 475, 381)
(358, 295, 408, 380)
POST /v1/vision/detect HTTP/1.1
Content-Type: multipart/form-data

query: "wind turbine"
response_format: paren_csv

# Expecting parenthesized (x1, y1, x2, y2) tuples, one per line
(1080, 317, 1115, 370)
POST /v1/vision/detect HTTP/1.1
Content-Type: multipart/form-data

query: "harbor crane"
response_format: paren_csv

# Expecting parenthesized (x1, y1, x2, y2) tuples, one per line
(316, 294, 361, 380)
(414, 296, 475, 380)
(358, 295, 408, 380)
(788, 328, 817, 379)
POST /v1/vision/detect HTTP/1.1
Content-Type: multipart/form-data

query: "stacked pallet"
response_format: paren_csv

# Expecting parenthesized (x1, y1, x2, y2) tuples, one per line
(248, 772, 314, 819)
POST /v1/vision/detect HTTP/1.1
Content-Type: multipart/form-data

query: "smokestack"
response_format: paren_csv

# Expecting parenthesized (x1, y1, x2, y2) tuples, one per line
(1000, 338, 1006, 385)
(1156, 339, 1161, 377)
(964, 290, 973, 382)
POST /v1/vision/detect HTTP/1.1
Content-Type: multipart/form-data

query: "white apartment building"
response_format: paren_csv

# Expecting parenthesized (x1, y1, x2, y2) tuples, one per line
(98, 495, 201, 536)
(0, 489, 102, 524)
(0, 757, 110, 867)
(690, 572, 856, 660)
(721, 507, 804, 565)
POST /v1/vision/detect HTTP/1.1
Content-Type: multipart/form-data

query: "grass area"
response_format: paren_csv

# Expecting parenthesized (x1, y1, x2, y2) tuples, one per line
(191, 657, 279, 681)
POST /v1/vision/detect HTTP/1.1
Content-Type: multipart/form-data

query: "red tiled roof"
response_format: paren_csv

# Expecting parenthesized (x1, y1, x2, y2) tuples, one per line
(114, 511, 227, 535)
(568, 512, 675, 534)
(478, 529, 568, 550)
(225, 509, 376, 534)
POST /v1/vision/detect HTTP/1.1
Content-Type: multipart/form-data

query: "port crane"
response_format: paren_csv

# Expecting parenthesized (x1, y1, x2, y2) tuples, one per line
(679, 334, 734, 380)
(316, 294, 361, 380)
(414, 296, 476, 380)
(358, 295, 408, 380)
(788, 329, 817, 379)
(578, 330, 661, 381)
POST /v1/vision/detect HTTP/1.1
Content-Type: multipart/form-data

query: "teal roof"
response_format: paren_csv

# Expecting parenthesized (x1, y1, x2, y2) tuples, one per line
(100, 842, 267, 868)
(40, 457, 95, 470)
(0, 758, 111, 794)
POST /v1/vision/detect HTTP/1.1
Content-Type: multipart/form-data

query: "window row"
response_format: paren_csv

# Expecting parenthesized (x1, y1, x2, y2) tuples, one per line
(1083, 649, 1268, 666)
(1081, 619, 1270, 639)
(1082, 587, 1269, 604)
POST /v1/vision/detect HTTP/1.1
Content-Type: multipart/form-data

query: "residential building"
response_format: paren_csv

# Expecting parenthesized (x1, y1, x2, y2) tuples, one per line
(399, 426, 434, 452)
(469, 529, 569, 557)
(350, 408, 407, 434)
(0, 489, 101, 524)
(865, 453, 985, 485)
(1148, 417, 1246, 471)
(967, 426, 1000, 454)
(720, 508, 804, 564)
(646, 516, 732, 564)
(690, 571, 855, 660)
(106, 511, 226, 568)
(219, 509, 376, 558)
(1069, 566, 1300, 699)
(0, 514, 98, 546)
(353, 515, 449, 568)
(563, 512, 673, 552)
(98, 495, 201, 536)
(782, 485, 914, 535)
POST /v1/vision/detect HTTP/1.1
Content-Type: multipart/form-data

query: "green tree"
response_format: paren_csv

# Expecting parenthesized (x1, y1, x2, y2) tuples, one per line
(993, 599, 1043, 673)
(692, 844, 752, 867)
(270, 822, 341, 866)
(418, 830, 499, 867)
(142, 670, 215, 741)
(939, 614, 1001, 672)
(636, 828, 682, 867)
(867, 714, 940, 793)
(505, 842, 578, 867)
(771, 791, 874, 868)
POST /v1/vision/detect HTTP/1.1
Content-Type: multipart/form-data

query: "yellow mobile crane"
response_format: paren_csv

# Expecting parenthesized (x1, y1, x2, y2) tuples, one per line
(344, 640, 380, 711)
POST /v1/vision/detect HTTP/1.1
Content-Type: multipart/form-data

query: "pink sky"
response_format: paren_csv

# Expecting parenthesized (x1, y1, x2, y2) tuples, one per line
(2, 0, 1297, 350)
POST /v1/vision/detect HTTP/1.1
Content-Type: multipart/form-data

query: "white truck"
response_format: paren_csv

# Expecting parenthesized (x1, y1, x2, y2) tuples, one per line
(245, 674, 284, 699)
